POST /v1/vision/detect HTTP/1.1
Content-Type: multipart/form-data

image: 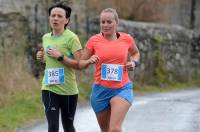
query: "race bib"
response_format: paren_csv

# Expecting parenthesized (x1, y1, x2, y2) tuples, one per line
(101, 64, 123, 81)
(44, 68, 64, 85)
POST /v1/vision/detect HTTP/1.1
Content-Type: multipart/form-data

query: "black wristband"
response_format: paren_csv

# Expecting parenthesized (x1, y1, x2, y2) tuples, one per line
(57, 54, 64, 62)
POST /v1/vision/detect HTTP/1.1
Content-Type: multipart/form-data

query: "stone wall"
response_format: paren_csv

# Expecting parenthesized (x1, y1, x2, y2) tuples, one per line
(0, 0, 199, 82)
(0, 0, 83, 76)
(85, 0, 200, 32)
(0, 12, 28, 57)
(0, 0, 50, 34)
(120, 20, 200, 84)
(166, 0, 191, 29)
(89, 18, 200, 84)
(191, 33, 200, 75)
(0, 0, 51, 76)
(163, 0, 200, 32)
(195, 0, 200, 32)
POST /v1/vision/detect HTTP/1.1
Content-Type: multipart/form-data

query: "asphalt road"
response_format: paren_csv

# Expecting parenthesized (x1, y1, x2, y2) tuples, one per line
(16, 88, 200, 132)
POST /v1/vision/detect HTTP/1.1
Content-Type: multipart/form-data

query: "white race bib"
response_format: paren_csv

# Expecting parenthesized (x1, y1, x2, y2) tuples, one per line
(101, 64, 123, 81)
(44, 68, 64, 85)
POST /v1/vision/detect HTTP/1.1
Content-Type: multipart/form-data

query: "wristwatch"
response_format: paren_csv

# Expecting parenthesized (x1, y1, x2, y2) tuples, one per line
(133, 60, 139, 67)
(57, 54, 64, 62)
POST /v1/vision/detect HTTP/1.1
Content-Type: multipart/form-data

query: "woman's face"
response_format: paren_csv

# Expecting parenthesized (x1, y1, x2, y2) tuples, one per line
(100, 12, 118, 36)
(49, 7, 68, 31)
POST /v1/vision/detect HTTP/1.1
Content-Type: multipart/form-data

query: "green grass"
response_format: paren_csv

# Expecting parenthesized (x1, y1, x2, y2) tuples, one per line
(0, 89, 43, 132)
(135, 82, 200, 94)
(0, 75, 199, 132)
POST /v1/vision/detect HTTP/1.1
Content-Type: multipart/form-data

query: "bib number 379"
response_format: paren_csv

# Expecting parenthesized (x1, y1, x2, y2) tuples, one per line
(101, 64, 123, 81)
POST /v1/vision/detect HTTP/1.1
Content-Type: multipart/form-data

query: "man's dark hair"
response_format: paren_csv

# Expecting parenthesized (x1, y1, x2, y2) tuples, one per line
(48, 1, 72, 28)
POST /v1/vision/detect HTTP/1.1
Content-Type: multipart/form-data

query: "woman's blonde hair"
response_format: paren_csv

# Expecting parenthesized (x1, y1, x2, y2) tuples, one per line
(101, 8, 119, 23)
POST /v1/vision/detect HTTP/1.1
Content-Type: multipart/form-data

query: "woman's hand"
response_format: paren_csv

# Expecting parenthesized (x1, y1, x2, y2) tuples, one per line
(87, 55, 99, 64)
(36, 48, 44, 62)
(47, 48, 62, 59)
(126, 61, 136, 71)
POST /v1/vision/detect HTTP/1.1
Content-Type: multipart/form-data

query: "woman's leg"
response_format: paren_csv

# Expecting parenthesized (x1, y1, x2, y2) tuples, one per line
(109, 96, 131, 132)
(60, 94, 78, 132)
(42, 90, 60, 132)
(96, 108, 111, 132)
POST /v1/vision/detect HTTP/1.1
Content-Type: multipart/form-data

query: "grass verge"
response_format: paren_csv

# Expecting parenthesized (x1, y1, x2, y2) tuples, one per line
(135, 81, 200, 94)
(0, 88, 43, 132)
(1, 81, 199, 132)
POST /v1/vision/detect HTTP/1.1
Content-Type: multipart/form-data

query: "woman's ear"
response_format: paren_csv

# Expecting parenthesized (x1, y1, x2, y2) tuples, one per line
(65, 18, 70, 25)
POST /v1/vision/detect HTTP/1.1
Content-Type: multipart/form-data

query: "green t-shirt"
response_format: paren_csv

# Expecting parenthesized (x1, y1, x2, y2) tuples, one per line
(41, 29, 82, 95)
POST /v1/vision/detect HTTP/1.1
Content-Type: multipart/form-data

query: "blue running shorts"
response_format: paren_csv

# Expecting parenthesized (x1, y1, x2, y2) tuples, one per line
(90, 82, 134, 113)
